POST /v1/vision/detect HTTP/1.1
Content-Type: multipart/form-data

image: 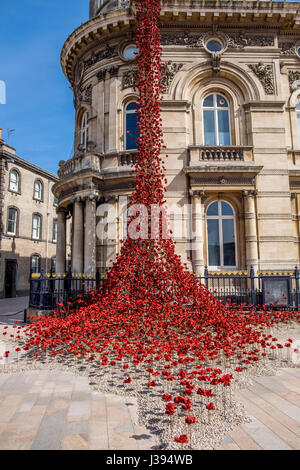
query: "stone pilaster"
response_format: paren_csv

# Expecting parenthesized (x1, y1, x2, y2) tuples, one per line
(56, 207, 67, 274)
(243, 190, 259, 273)
(190, 190, 205, 275)
(72, 197, 84, 273)
(84, 196, 97, 274)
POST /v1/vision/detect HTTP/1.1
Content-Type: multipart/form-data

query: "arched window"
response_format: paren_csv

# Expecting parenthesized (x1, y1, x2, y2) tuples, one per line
(34, 180, 43, 200)
(296, 101, 300, 147)
(30, 254, 41, 273)
(202, 94, 231, 146)
(7, 207, 18, 235)
(206, 200, 236, 268)
(9, 170, 20, 192)
(32, 214, 41, 240)
(125, 102, 139, 150)
(80, 111, 89, 151)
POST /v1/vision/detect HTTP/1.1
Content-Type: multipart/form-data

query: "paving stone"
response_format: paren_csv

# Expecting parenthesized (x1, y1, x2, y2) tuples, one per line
(67, 401, 91, 423)
(30, 410, 67, 450)
(60, 434, 89, 450)
(89, 420, 109, 450)
(242, 415, 292, 450)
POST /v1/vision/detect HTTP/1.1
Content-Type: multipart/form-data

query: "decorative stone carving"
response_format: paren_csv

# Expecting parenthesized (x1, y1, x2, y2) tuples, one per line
(279, 41, 297, 55)
(108, 66, 119, 77)
(248, 63, 275, 95)
(161, 31, 274, 49)
(211, 52, 221, 72)
(288, 70, 300, 92)
(122, 62, 184, 92)
(122, 69, 138, 89)
(161, 32, 205, 48)
(161, 62, 184, 92)
(97, 66, 121, 82)
(190, 176, 255, 186)
(189, 190, 205, 198)
(74, 84, 93, 108)
(84, 44, 119, 71)
(226, 33, 274, 48)
(97, 69, 107, 82)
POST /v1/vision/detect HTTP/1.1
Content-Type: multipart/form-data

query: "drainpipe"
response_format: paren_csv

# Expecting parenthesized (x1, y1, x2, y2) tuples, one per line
(45, 180, 51, 273)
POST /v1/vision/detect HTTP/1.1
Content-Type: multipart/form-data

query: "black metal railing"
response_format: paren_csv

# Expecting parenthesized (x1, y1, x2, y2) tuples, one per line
(196, 266, 300, 310)
(29, 265, 300, 311)
(29, 267, 103, 310)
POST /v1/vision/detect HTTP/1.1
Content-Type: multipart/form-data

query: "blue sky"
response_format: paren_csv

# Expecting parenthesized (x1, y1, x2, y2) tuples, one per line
(0, 1, 299, 175)
(0, 0, 88, 175)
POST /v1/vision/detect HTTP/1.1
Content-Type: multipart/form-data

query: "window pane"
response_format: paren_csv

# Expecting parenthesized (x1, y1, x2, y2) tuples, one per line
(297, 114, 300, 147)
(206, 40, 223, 53)
(217, 109, 231, 145)
(207, 219, 220, 266)
(203, 110, 216, 145)
(217, 95, 228, 108)
(10, 172, 18, 191)
(222, 219, 236, 266)
(126, 102, 137, 111)
(33, 216, 40, 239)
(34, 182, 41, 199)
(123, 45, 138, 60)
(203, 95, 214, 107)
(126, 112, 139, 150)
(31, 256, 40, 273)
(207, 201, 218, 216)
(296, 102, 300, 111)
(221, 201, 233, 216)
(8, 209, 17, 234)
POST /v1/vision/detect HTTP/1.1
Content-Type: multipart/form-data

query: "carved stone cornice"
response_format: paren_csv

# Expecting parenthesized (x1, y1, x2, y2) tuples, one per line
(248, 63, 275, 95)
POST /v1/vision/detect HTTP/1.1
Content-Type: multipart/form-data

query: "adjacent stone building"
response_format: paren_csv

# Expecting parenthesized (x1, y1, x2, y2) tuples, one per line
(0, 129, 69, 298)
(54, 0, 300, 277)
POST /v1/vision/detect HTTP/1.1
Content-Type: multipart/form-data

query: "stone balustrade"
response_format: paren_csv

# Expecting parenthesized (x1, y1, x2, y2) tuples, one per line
(58, 153, 101, 179)
(189, 146, 253, 164)
(118, 151, 138, 167)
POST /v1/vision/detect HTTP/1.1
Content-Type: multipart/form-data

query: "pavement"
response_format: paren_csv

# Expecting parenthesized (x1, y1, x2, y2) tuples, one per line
(0, 369, 157, 450)
(0, 366, 299, 450)
(0, 297, 29, 325)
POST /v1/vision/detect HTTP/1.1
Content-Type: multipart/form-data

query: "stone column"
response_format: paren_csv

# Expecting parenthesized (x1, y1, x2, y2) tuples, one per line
(72, 197, 84, 273)
(243, 190, 259, 273)
(84, 196, 97, 274)
(190, 190, 205, 275)
(56, 208, 67, 274)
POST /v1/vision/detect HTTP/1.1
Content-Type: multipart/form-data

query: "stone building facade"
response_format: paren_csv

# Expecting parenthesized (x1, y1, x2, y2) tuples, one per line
(54, 0, 300, 277)
(0, 130, 70, 298)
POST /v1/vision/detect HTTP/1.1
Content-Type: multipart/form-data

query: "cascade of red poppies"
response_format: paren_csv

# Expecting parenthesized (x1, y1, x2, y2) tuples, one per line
(16, 0, 300, 448)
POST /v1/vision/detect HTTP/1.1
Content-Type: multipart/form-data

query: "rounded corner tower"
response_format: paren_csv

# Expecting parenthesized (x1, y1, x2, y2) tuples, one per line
(55, 0, 300, 278)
